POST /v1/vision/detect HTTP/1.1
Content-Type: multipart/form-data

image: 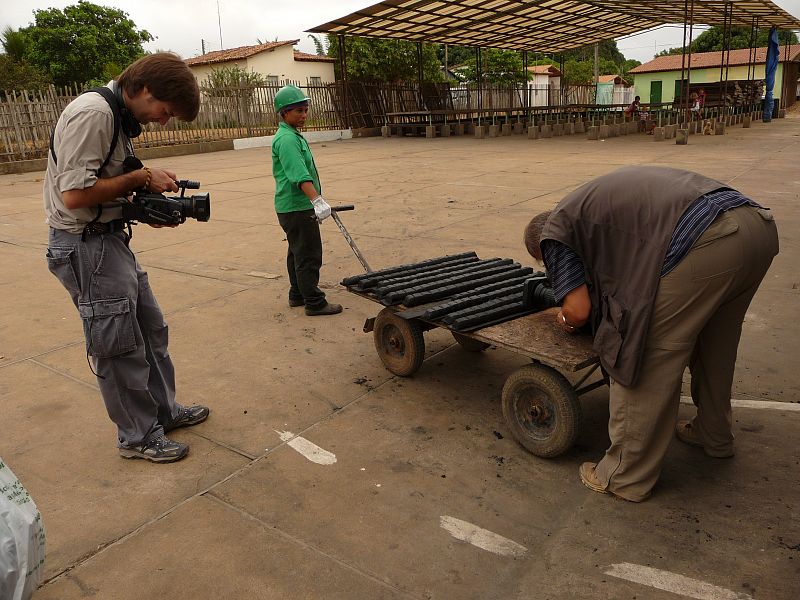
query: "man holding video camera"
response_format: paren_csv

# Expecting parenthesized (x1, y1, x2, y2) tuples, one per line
(44, 53, 209, 463)
(524, 166, 778, 501)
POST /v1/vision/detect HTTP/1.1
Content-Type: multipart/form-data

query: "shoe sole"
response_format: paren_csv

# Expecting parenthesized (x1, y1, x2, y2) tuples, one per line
(305, 308, 343, 316)
(119, 447, 189, 463)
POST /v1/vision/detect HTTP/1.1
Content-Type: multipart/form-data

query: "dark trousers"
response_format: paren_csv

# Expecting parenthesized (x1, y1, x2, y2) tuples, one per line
(277, 209, 326, 309)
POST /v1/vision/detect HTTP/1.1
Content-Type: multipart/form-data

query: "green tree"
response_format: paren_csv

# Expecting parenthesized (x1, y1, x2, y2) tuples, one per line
(0, 55, 51, 92)
(1, 26, 28, 61)
(326, 36, 442, 82)
(21, 1, 152, 86)
(308, 34, 327, 56)
(561, 40, 625, 65)
(462, 48, 525, 84)
(435, 44, 474, 69)
(0, 26, 51, 91)
(658, 26, 798, 57)
(622, 59, 642, 77)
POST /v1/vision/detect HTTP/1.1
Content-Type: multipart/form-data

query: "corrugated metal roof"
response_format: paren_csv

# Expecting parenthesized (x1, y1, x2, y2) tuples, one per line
(186, 40, 298, 66)
(630, 44, 800, 73)
(308, 0, 800, 54)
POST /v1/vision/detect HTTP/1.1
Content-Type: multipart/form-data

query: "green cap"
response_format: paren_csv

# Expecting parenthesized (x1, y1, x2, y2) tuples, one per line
(274, 85, 310, 112)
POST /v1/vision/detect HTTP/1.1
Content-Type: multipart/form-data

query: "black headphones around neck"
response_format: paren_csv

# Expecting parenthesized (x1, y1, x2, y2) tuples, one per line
(113, 82, 143, 138)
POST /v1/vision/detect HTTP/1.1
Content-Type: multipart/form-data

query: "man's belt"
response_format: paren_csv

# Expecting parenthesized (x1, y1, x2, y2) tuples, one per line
(83, 219, 128, 235)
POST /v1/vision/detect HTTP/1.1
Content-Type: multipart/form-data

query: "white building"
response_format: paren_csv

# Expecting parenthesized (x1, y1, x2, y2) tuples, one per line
(526, 65, 561, 106)
(186, 40, 336, 84)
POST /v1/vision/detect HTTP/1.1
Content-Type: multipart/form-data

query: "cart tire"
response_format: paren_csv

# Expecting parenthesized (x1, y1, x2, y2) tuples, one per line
(373, 308, 425, 377)
(452, 332, 490, 352)
(501, 363, 581, 458)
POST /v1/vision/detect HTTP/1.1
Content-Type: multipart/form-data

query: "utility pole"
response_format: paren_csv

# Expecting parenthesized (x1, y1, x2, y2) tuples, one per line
(201, 39, 206, 55)
(217, 1, 223, 50)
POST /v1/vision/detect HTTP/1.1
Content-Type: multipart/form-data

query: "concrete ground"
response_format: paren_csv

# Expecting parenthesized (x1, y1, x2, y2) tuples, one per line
(2, 117, 799, 600)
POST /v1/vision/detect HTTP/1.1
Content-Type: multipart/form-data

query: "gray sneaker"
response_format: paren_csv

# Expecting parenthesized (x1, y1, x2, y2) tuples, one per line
(165, 405, 210, 432)
(119, 434, 189, 463)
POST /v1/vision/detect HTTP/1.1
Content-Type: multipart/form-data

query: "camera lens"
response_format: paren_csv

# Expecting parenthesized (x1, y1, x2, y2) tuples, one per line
(532, 284, 556, 309)
(182, 193, 210, 222)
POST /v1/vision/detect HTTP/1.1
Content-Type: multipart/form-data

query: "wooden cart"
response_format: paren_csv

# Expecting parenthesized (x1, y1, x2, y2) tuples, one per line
(358, 297, 606, 458)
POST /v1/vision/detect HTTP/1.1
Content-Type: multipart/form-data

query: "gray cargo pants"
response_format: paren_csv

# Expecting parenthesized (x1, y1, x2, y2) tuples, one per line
(46, 227, 182, 446)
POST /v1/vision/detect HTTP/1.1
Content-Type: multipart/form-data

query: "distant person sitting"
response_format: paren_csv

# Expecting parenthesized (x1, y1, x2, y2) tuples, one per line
(697, 88, 706, 109)
(625, 96, 640, 119)
(690, 93, 702, 119)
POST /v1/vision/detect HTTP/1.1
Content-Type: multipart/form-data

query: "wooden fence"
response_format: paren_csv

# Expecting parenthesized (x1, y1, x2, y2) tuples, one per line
(0, 79, 345, 163)
(1, 79, 601, 164)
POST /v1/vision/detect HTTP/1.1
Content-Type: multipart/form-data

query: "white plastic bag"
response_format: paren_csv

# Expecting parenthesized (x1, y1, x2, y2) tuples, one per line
(0, 458, 45, 600)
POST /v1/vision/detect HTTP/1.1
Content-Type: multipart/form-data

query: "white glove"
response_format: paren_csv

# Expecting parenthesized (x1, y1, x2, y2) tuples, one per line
(312, 196, 331, 222)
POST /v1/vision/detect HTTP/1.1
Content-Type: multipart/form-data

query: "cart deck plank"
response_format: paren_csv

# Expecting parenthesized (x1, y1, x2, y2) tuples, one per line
(465, 308, 598, 372)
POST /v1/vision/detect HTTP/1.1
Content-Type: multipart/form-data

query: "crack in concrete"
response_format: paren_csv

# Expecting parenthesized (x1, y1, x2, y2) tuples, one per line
(203, 493, 424, 600)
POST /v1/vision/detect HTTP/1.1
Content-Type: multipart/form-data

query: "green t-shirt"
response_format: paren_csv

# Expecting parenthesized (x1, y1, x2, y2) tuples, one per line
(271, 121, 321, 213)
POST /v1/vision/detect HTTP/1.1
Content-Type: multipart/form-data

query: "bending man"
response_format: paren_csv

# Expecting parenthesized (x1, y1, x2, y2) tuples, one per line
(524, 166, 778, 501)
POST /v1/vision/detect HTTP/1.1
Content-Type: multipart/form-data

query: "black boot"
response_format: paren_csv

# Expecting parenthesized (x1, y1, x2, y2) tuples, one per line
(305, 302, 343, 316)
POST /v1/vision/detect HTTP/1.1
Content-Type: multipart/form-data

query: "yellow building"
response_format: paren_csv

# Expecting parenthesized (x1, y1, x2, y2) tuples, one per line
(630, 44, 800, 109)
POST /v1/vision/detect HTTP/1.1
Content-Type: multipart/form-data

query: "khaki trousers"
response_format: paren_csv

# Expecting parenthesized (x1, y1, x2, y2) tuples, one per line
(594, 205, 779, 501)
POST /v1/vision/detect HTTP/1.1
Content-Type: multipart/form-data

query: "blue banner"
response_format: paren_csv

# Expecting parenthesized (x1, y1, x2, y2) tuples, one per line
(763, 26, 779, 122)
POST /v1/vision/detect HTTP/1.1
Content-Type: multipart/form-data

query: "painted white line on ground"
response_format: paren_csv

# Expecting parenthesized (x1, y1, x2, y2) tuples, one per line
(274, 431, 337, 465)
(605, 563, 753, 600)
(680, 396, 800, 412)
(439, 516, 527, 557)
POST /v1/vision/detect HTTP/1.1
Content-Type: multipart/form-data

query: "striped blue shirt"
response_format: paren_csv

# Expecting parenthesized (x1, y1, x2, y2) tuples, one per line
(541, 189, 759, 302)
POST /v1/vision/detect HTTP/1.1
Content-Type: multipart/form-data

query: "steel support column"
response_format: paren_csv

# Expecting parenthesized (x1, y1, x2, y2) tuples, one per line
(338, 34, 349, 130)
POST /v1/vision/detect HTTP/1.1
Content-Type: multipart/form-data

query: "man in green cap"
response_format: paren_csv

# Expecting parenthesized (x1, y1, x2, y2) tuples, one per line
(272, 84, 342, 316)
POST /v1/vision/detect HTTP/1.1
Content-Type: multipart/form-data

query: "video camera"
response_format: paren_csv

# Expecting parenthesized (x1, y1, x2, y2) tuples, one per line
(121, 156, 210, 225)
(121, 180, 211, 226)
(523, 273, 557, 311)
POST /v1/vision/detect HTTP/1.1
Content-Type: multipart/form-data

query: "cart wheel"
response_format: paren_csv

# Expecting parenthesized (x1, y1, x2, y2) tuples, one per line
(452, 332, 490, 352)
(373, 308, 425, 377)
(501, 363, 581, 458)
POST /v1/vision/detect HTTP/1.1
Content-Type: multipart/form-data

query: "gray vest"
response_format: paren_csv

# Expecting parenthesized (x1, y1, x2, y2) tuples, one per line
(542, 166, 727, 386)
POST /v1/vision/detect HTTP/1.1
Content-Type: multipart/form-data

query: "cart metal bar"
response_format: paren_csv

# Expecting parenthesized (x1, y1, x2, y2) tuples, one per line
(331, 208, 372, 273)
(575, 379, 608, 397)
(572, 362, 601, 391)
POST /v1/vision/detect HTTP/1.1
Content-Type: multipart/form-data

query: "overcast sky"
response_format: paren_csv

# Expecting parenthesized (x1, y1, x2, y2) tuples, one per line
(4, 0, 800, 64)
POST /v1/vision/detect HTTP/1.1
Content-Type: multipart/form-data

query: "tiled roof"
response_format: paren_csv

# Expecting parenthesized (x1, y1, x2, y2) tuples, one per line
(630, 44, 800, 74)
(186, 40, 299, 66)
(527, 65, 562, 77)
(293, 51, 335, 63)
(598, 74, 630, 85)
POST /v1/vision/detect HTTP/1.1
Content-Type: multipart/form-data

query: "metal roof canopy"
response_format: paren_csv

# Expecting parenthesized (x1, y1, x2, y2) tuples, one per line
(308, 0, 800, 54)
